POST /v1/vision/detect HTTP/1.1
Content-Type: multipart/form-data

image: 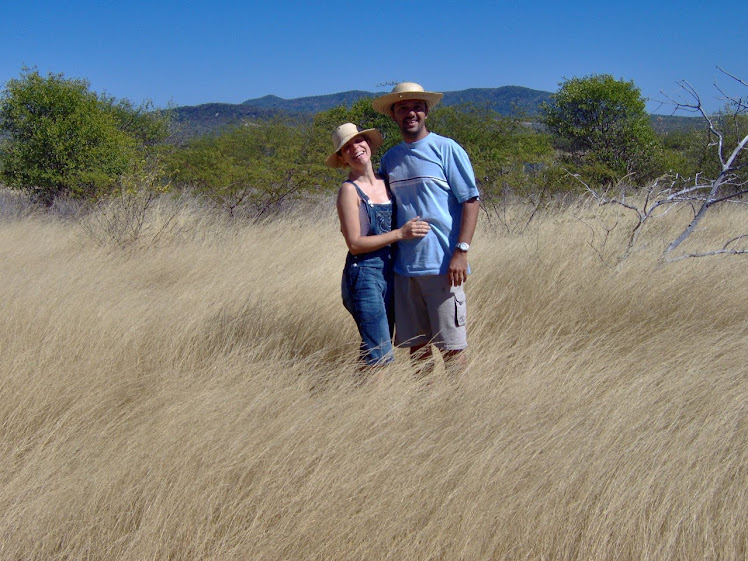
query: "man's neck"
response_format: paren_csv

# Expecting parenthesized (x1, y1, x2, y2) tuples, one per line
(403, 129, 430, 143)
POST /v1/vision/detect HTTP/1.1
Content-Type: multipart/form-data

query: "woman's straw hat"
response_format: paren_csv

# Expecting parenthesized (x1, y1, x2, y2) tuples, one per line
(372, 82, 443, 117)
(325, 123, 383, 168)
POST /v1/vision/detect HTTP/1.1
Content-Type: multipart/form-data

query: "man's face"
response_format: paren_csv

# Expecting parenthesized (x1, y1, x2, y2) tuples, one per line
(392, 99, 429, 142)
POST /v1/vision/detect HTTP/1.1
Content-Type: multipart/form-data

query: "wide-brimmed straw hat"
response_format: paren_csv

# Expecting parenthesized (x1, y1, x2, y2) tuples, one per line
(325, 123, 383, 168)
(372, 82, 444, 117)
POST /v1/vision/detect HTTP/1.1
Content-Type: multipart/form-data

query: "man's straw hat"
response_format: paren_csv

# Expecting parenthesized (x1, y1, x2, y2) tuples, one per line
(325, 123, 383, 168)
(372, 82, 444, 117)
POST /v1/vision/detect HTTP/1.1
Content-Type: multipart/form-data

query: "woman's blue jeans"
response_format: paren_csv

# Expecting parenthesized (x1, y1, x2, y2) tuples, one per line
(341, 252, 394, 365)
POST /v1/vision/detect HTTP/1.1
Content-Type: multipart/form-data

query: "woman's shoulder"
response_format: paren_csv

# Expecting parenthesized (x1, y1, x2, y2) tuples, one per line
(338, 179, 356, 191)
(342, 177, 388, 203)
(337, 180, 362, 206)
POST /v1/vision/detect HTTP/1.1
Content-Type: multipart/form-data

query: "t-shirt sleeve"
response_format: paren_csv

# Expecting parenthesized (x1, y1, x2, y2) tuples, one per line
(443, 141, 480, 203)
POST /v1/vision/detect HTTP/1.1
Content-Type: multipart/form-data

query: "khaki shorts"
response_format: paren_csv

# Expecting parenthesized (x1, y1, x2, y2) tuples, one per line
(394, 274, 468, 351)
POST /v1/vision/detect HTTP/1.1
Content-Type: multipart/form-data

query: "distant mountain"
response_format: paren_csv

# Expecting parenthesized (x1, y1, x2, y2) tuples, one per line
(444, 86, 553, 115)
(168, 87, 704, 138)
(242, 90, 375, 113)
(168, 102, 292, 139)
(241, 86, 552, 116)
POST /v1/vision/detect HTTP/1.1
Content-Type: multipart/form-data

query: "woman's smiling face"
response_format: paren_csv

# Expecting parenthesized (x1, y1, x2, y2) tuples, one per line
(340, 135, 371, 168)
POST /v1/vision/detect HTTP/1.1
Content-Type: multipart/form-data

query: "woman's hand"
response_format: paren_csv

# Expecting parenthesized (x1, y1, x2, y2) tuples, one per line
(399, 217, 431, 240)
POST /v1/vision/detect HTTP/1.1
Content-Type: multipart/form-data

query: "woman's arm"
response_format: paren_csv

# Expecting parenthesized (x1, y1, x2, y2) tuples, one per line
(336, 181, 430, 255)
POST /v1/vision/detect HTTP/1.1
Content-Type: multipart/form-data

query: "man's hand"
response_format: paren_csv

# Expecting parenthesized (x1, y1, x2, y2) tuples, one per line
(447, 197, 479, 286)
(448, 250, 469, 286)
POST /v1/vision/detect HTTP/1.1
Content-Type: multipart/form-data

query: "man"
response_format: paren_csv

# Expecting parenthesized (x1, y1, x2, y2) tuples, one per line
(372, 82, 480, 371)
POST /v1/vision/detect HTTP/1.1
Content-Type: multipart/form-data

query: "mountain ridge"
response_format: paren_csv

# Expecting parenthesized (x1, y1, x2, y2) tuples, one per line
(240, 86, 551, 115)
(168, 86, 703, 138)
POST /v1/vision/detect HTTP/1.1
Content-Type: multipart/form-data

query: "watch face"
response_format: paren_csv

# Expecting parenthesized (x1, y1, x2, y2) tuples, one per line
(457, 242, 469, 252)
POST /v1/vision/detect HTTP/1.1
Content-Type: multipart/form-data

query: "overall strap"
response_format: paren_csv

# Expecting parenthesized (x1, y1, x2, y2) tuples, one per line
(344, 180, 371, 205)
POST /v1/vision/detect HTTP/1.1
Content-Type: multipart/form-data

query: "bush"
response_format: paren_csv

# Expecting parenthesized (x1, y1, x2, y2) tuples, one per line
(542, 74, 662, 184)
(167, 118, 331, 218)
(311, 98, 401, 172)
(0, 68, 168, 205)
(428, 104, 554, 195)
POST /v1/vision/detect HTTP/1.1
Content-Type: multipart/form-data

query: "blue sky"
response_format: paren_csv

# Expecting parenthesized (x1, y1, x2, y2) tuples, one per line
(3, 0, 746, 114)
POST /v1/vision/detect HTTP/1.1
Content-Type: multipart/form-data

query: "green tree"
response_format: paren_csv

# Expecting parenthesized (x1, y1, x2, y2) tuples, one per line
(168, 98, 398, 218)
(697, 111, 748, 187)
(0, 68, 167, 204)
(109, 97, 171, 148)
(542, 74, 661, 183)
(427, 104, 569, 227)
(313, 99, 557, 196)
(167, 118, 326, 217)
(311, 98, 401, 173)
(428, 104, 554, 193)
(660, 127, 708, 177)
(658, 111, 748, 189)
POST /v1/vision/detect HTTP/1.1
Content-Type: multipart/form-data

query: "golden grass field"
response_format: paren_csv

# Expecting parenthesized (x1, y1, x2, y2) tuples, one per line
(1, 190, 746, 560)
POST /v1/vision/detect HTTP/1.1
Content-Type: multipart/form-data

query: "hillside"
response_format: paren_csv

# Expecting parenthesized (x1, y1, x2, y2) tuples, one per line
(168, 86, 552, 137)
(241, 90, 375, 113)
(241, 85, 553, 116)
(166, 102, 295, 139)
(168, 86, 704, 137)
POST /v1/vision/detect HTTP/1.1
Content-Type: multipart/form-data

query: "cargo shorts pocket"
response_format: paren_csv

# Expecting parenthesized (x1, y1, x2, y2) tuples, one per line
(454, 293, 466, 327)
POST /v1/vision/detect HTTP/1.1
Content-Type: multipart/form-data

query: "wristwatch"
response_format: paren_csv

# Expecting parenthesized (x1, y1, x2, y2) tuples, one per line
(455, 242, 470, 252)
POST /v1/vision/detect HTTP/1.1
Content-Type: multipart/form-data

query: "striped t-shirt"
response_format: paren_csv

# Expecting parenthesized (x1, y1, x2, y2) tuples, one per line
(379, 133, 479, 276)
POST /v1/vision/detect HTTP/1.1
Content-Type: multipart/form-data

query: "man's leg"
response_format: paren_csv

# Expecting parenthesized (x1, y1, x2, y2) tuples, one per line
(441, 349, 468, 378)
(394, 274, 431, 349)
(396, 274, 469, 377)
(421, 276, 469, 376)
(410, 343, 432, 360)
(409, 343, 435, 378)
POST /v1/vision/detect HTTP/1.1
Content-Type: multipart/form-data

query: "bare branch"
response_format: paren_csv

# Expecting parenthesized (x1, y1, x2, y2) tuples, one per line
(616, 69, 747, 262)
(724, 234, 748, 249)
(722, 131, 748, 171)
(708, 188, 748, 206)
(665, 249, 748, 263)
(717, 66, 748, 90)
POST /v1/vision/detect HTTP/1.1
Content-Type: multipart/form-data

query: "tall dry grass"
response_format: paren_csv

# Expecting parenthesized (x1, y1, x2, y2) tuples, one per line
(1, 192, 746, 560)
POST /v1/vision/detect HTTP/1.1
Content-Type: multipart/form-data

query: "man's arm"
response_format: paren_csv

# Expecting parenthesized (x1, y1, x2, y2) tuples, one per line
(448, 197, 480, 287)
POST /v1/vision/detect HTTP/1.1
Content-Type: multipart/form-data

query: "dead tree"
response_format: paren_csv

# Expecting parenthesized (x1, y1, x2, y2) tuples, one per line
(584, 68, 748, 262)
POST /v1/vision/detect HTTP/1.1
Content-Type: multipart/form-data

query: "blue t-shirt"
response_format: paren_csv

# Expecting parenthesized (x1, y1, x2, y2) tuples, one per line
(379, 133, 479, 276)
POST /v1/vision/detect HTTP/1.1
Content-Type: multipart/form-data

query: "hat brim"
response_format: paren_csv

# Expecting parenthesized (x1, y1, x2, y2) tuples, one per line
(372, 91, 443, 117)
(325, 129, 383, 168)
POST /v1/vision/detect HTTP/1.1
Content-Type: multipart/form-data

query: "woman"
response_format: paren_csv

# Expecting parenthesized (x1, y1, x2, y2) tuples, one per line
(326, 123, 430, 366)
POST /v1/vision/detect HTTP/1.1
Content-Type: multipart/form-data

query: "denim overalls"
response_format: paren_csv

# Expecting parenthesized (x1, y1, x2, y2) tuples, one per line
(340, 180, 394, 365)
